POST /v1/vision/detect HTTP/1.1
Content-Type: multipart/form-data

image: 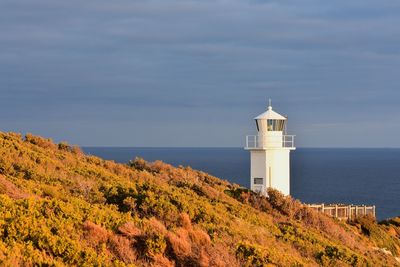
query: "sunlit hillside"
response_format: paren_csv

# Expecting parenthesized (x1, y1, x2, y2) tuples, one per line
(0, 132, 399, 266)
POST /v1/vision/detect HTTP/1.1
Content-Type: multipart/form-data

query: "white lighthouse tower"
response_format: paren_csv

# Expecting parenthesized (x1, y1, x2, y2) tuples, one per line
(245, 101, 295, 195)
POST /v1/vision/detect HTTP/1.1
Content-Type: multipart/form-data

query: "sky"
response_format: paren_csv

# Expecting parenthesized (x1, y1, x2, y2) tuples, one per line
(1, 0, 400, 147)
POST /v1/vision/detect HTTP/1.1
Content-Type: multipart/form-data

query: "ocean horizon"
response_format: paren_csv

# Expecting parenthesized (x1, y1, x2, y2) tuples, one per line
(83, 147, 400, 221)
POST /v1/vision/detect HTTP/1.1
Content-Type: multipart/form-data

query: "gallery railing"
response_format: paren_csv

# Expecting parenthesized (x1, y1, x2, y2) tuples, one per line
(245, 135, 295, 149)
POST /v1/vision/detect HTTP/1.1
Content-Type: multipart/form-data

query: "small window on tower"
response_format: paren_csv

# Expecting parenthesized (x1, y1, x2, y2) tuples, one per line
(254, 178, 263, 185)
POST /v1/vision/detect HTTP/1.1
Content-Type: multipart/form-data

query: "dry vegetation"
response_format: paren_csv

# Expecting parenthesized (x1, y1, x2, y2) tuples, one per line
(0, 132, 399, 266)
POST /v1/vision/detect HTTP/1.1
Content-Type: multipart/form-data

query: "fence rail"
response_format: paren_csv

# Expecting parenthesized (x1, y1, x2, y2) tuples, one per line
(306, 204, 376, 220)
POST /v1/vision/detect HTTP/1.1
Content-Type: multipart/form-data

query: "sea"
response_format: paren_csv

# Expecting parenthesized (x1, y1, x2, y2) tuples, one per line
(82, 147, 400, 221)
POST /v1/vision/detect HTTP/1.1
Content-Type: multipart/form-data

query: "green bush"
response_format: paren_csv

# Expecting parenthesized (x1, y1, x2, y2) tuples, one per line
(316, 245, 359, 266)
(236, 242, 270, 267)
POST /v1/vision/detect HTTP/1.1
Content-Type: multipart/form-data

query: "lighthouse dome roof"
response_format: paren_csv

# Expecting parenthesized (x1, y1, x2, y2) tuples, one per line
(254, 106, 287, 120)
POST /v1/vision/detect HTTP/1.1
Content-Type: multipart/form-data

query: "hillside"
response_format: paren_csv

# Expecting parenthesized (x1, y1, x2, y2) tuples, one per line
(0, 132, 399, 266)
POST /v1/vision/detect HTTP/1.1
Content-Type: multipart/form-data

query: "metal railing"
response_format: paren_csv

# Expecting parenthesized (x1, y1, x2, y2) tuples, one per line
(283, 135, 295, 148)
(245, 135, 295, 149)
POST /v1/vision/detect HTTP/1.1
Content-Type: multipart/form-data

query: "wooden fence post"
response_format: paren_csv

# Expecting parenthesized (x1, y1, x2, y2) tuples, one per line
(348, 205, 351, 220)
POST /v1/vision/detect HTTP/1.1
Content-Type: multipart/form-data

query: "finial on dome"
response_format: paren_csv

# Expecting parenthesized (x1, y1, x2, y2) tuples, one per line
(268, 98, 272, 110)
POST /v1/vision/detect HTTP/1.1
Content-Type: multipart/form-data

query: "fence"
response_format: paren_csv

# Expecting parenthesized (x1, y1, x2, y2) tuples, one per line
(306, 204, 376, 220)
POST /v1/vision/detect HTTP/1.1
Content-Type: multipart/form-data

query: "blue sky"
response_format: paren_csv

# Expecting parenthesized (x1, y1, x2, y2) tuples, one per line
(1, 0, 400, 147)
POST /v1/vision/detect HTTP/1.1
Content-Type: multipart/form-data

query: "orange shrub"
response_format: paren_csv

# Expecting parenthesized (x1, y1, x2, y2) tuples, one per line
(25, 133, 56, 150)
(118, 222, 142, 238)
(198, 248, 210, 267)
(150, 160, 167, 173)
(189, 228, 211, 247)
(0, 175, 29, 199)
(267, 188, 302, 217)
(152, 254, 175, 267)
(129, 157, 149, 171)
(209, 242, 240, 267)
(179, 213, 192, 230)
(82, 221, 109, 245)
(294, 206, 320, 226)
(57, 141, 72, 152)
(71, 145, 83, 155)
(167, 229, 191, 259)
(108, 235, 137, 264)
(147, 217, 168, 236)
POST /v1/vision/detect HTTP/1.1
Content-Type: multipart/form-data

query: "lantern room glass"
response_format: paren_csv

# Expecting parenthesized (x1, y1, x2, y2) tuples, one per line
(256, 119, 286, 132)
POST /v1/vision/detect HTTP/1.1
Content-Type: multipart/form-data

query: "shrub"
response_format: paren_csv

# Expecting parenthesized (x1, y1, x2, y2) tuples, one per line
(167, 229, 192, 259)
(189, 229, 211, 247)
(129, 157, 149, 171)
(58, 142, 72, 152)
(353, 215, 400, 256)
(384, 217, 400, 227)
(355, 215, 377, 237)
(267, 188, 302, 217)
(147, 217, 168, 236)
(25, 133, 56, 149)
(108, 235, 137, 264)
(101, 185, 138, 212)
(144, 233, 167, 257)
(150, 160, 169, 173)
(198, 248, 210, 267)
(209, 243, 240, 267)
(123, 197, 137, 212)
(152, 254, 174, 267)
(316, 245, 359, 266)
(224, 187, 250, 200)
(225, 187, 272, 213)
(118, 222, 141, 238)
(179, 213, 192, 230)
(236, 242, 270, 267)
(71, 145, 83, 155)
(0, 175, 29, 199)
(136, 218, 168, 258)
(82, 221, 109, 245)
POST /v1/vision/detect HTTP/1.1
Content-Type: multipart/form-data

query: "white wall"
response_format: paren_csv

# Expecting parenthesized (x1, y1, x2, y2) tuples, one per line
(250, 151, 267, 194)
(267, 149, 290, 195)
(250, 148, 291, 195)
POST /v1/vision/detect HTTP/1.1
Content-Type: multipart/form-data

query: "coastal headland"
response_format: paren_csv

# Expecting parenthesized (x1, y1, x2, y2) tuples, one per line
(0, 132, 399, 266)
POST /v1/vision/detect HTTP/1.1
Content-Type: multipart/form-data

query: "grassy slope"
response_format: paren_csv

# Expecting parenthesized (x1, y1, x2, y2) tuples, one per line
(0, 132, 399, 266)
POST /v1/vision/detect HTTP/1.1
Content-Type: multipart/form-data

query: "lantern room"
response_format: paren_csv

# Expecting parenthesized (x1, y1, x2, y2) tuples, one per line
(254, 105, 287, 134)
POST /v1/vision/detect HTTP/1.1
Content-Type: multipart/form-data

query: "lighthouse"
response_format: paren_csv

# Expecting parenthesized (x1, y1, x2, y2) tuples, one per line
(245, 101, 295, 195)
